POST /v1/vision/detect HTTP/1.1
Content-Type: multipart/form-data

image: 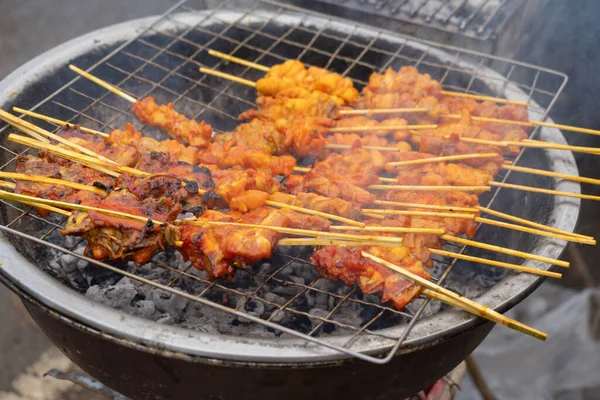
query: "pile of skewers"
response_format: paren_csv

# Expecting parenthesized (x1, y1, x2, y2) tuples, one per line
(2, 52, 599, 342)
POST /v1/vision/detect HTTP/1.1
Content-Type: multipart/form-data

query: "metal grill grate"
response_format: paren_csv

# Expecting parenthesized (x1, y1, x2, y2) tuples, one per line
(285, 0, 525, 41)
(0, 0, 569, 364)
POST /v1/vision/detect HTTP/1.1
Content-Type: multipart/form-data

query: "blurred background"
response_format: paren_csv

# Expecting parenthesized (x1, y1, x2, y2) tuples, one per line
(0, 0, 599, 398)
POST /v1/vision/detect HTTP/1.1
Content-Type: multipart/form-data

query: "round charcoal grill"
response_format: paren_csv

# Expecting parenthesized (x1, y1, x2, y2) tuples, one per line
(0, 1, 578, 399)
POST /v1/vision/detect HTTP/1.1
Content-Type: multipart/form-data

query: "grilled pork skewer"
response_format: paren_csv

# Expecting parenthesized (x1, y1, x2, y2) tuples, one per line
(208, 50, 529, 107)
(6, 119, 591, 249)
(0, 189, 549, 340)
(203, 53, 600, 137)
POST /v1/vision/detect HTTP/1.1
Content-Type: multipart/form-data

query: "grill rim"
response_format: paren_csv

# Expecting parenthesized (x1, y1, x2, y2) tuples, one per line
(0, 8, 579, 363)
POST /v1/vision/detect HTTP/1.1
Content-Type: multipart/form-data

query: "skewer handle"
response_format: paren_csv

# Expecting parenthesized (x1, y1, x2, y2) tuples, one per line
(69, 65, 138, 103)
(199, 67, 257, 88)
(208, 50, 270, 72)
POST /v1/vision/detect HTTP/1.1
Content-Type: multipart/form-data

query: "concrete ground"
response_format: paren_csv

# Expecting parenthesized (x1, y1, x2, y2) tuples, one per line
(0, 0, 599, 399)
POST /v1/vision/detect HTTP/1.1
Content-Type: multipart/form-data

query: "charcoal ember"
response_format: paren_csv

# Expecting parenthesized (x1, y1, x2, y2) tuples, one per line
(85, 277, 137, 309)
(308, 308, 329, 318)
(156, 313, 174, 325)
(236, 297, 266, 318)
(147, 288, 188, 318)
(430, 263, 445, 279)
(57, 254, 80, 273)
(271, 275, 305, 296)
(257, 262, 274, 275)
(268, 309, 287, 324)
(133, 300, 157, 319)
(305, 280, 333, 309)
(263, 292, 286, 306)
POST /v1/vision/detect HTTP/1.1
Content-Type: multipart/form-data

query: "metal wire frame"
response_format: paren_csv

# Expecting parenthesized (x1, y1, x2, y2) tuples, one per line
(0, 0, 568, 364)
(294, 0, 524, 40)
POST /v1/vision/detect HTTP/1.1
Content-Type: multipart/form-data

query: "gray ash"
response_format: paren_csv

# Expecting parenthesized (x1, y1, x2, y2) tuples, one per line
(39, 222, 511, 339)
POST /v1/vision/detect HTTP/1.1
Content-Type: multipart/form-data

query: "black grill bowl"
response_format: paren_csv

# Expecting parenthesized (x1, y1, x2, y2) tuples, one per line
(0, 4, 578, 399)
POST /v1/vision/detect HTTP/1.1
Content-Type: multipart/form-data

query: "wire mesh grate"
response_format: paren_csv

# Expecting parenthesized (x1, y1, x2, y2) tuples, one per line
(0, 0, 568, 364)
(289, 0, 526, 41)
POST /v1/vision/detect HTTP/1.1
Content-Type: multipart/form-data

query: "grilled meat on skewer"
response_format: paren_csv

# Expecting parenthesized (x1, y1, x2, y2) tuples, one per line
(132, 97, 213, 147)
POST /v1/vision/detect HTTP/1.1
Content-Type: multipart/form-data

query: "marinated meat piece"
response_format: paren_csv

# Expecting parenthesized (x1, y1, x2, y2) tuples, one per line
(255, 60, 359, 105)
(268, 192, 362, 220)
(61, 190, 180, 265)
(175, 207, 291, 278)
(291, 169, 376, 206)
(132, 97, 213, 147)
(311, 245, 429, 310)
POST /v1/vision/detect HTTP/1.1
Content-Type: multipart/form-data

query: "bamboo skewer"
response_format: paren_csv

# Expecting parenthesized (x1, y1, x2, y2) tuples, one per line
(502, 163, 600, 186)
(330, 226, 446, 234)
(324, 144, 397, 152)
(13, 107, 109, 137)
(325, 137, 600, 156)
(368, 184, 491, 193)
(183, 219, 407, 244)
(441, 114, 600, 137)
(476, 206, 593, 241)
(207, 50, 530, 107)
(8, 134, 131, 178)
(0, 191, 165, 226)
(373, 200, 479, 213)
(473, 217, 595, 245)
(386, 153, 500, 167)
(373, 174, 600, 202)
(279, 238, 560, 279)
(208, 50, 271, 72)
(69, 65, 137, 103)
(337, 108, 429, 116)
(328, 124, 438, 133)
(0, 110, 116, 164)
(440, 234, 570, 267)
(189, 219, 567, 267)
(361, 251, 547, 341)
(0, 172, 106, 195)
(489, 181, 600, 201)
(0, 180, 72, 216)
(361, 209, 476, 219)
(264, 200, 364, 227)
(439, 91, 529, 107)
(200, 67, 257, 88)
(426, 248, 560, 279)
(332, 218, 592, 245)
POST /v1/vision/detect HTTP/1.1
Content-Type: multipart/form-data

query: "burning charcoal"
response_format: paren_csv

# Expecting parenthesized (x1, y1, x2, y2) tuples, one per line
(268, 309, 287, 324)
(147, 288, 189, 318)
(57, 254, 80, 273)
(430, 263, 445, 279)
(156, 313, 174, 325)
(236, 297, 266, 318)
(85, 277, 137, 309)
(308, 308, 329, 319)
(263, 292, 286, 306)
(271, 276, 305, 296)
(257, 262, 274, 275)
(133, 300, 157, 319)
